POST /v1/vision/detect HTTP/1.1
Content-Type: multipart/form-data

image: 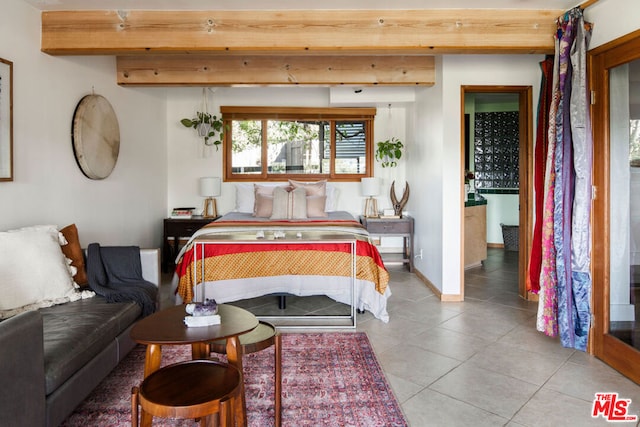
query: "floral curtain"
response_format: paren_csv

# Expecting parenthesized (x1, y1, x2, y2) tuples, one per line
(529, 7, 593, 351)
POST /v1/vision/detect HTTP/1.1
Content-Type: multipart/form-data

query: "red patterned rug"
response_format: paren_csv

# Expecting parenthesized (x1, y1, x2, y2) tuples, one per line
(61, 332, 407, 427)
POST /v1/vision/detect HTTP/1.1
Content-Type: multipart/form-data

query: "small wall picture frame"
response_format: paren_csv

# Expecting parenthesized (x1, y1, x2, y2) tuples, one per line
(0, 57, 13, 182)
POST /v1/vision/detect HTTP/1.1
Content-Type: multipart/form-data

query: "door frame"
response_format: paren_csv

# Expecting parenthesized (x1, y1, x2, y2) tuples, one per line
(589, 29, 640, 383)
(461, 86, 534, 300)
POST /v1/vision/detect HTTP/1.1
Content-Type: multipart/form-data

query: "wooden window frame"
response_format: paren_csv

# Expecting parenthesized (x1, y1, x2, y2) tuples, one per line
(221, 106, 376, 182)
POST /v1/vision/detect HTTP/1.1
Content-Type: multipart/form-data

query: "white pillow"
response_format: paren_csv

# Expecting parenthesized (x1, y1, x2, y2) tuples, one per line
(236, 182, 340, 213)
(235, 183, 256, 213)
(0, 226, 82, 319)
(325, 184, 339, 212)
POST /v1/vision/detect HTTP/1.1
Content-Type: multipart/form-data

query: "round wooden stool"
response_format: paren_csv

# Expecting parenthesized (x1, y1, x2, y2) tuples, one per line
(131, 359, 241, 427)
(208, 321, 282, 427)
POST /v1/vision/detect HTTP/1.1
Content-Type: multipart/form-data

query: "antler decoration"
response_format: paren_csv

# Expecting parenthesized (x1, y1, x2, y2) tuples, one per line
(390, 181, 410, 217)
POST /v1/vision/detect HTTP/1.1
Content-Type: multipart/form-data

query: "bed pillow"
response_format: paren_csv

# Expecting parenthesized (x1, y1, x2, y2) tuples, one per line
(288, 179, 327, 197)
(325, 184, 339, 211)
(270, 187, 307, 219)
(0, 226, 82, 319)
(60, 223, 89, 288)
(235, 183, 256, 213)
(289, 179, 339, 211)
(254, 193, 274, 217)
(236, 183, 291, 213)
(253, 184, 291, 217)
(238, 182, 338, 213)
(307, 195, 328, 218)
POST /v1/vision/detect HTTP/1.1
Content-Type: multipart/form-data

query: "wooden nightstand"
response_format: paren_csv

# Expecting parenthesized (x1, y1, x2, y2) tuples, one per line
(163, 217, 219, 273)
(360, 216, 414, 272)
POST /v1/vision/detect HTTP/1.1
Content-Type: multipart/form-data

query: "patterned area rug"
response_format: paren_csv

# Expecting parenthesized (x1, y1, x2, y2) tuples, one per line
(61, 332, 407, 427)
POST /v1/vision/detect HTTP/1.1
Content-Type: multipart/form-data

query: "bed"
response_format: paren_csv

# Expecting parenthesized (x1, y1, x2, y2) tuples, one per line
(173, 210, 391, 323)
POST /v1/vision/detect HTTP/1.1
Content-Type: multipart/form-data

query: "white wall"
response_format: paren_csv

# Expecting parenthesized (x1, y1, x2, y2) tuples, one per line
(412, 55, 543, 296)
(0, 0, 168, 248)
(165, 86, 408, 218)
(587, 0, 640, 49)
(410, 59, 445, 290)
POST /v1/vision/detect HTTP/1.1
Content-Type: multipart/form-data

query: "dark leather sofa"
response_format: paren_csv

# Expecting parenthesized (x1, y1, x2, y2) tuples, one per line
(0, 248, 159, 427)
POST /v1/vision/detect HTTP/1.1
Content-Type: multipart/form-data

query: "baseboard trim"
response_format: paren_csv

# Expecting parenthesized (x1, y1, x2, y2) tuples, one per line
(414, 268, 463, 302)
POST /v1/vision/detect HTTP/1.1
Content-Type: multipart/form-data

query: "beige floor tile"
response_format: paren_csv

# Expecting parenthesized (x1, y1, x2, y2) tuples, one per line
(439, 311, 521, 342)
(385, 372, 425, 404)
(403, 388, 509, 427)
(430, 363, 539, 419)
(412, 326, 492, 361)
(512, 389, 618, 427)
(376, 343, 461, 387)
(498, 324, 576, 359)
(466, 342, 569, 386)
(544, 360, 640, 412)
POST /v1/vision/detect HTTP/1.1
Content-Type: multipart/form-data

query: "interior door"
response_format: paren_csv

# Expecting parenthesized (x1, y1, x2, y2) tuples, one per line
(461, 86, 533, 300)
(590, 30, 640, 384)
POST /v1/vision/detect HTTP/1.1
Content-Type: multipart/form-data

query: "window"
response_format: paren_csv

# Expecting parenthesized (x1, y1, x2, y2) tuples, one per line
(473, 111, 520, 193)
(222, 107, 375, 181)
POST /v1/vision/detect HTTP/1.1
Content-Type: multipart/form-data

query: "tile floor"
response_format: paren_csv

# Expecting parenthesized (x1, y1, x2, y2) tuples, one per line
(161, 248, 640, 426)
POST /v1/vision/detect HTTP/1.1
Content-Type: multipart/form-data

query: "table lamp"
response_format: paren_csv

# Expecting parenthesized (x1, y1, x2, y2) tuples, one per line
(199, 177, 221, 218)
(361, 177, 380, 218)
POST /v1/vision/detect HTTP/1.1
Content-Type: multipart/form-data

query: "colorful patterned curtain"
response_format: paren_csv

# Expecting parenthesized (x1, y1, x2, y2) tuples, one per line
(530, 7, 593, 351)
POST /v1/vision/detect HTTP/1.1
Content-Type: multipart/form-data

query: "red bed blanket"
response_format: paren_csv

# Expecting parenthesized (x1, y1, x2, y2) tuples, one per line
(175, 218, 389, 304)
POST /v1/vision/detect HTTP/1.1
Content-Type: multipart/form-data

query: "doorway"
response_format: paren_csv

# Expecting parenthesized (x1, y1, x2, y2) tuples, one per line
(591, 30, 640, 384)
(461, 86, 533, 300)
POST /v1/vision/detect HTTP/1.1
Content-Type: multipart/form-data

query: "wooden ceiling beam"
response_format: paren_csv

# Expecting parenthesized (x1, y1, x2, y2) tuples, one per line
(42, 9, 561, 55)
(116, 55, 435, 86)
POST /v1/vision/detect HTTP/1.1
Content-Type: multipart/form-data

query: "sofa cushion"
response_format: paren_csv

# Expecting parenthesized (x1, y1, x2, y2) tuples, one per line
(40, 296, 141, 395)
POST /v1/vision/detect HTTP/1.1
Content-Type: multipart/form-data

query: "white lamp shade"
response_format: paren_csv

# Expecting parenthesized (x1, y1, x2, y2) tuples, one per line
(199, 177, 221, 197)
(361, 177, 380, 197)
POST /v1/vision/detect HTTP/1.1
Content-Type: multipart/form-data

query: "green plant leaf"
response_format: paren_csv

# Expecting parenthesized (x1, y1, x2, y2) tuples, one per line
(180, 118, 194, 127)
(375, 137, 403, 167)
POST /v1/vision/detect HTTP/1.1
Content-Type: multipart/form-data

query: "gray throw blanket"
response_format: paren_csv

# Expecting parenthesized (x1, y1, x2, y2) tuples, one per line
(86, 243, 158, 317)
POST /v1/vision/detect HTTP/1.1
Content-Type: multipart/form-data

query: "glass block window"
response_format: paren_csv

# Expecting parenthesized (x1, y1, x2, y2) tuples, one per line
(473, 111, 519, 192)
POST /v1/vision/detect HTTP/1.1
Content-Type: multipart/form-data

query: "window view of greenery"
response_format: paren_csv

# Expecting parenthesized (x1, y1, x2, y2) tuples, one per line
(631, 120, 640, 167)
(226, 110, 371, 180)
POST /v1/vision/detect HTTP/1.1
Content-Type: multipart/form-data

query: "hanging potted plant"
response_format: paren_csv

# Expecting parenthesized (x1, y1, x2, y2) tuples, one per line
(375, 137, 404, 168)
(374, 137, 409, 216)
(180, 89, 227, 150)
(180, 112, 226, 148)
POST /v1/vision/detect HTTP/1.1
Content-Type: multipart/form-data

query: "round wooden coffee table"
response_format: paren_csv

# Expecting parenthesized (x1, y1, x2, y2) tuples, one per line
(130, 304, 258, 427)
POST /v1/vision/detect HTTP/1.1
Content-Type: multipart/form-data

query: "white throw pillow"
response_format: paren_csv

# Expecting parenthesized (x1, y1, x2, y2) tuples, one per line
(234, 183, 256, 213)
(0, 226, 82, 319)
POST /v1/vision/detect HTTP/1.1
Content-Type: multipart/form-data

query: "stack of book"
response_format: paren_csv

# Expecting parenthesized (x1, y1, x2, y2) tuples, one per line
(171, 207, 195, 219)
(380, 210, 401, 219)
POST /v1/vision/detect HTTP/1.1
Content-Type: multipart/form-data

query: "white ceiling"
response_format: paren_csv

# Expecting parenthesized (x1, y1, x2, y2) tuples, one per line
(23, 0, 585, 11)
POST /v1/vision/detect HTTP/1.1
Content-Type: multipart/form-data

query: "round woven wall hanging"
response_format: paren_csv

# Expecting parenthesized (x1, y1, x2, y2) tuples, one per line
(71, 94, 120, 180)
